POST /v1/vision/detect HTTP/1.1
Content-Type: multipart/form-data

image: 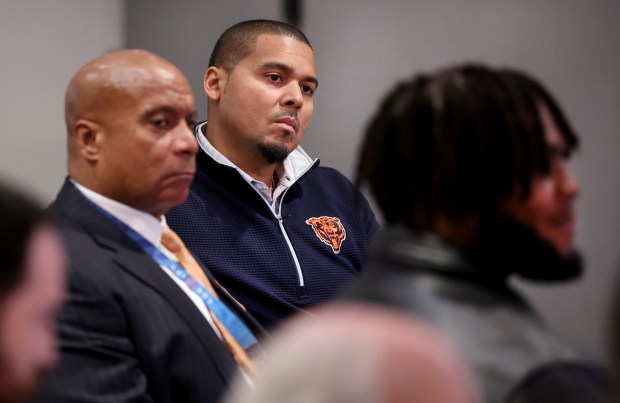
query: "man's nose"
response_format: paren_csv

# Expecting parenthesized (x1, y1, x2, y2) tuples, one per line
(281, 82, 303, 109)
(559, 164, 580, 199)
(175, 123, 198, 156)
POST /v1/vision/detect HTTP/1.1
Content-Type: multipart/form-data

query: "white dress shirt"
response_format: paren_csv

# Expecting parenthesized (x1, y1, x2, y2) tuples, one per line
(71, 179, 223, 341)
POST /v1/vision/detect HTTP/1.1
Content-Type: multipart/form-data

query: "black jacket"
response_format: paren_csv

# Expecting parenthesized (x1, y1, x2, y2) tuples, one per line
(166, 147, 378, 328)
(340, 226, 609, 403)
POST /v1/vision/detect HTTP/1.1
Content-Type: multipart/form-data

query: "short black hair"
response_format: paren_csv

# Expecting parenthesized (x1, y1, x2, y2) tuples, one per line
(0, 180, 48, 299)
(209, 19, 312, 71)
(355, 64, 578, 232)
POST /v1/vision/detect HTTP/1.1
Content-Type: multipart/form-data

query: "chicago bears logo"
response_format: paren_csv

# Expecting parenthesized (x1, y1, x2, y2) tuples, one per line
(305, 216, 347, 254)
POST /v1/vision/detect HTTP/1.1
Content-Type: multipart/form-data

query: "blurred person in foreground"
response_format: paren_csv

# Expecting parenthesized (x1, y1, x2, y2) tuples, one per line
(223, 303, 479, 403)
(340, 64, 610, 403)
(0, 181, 66, 403)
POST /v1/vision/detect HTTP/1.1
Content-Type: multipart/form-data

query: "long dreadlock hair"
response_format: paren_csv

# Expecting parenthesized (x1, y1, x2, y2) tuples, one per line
(356, 64, 578, 234)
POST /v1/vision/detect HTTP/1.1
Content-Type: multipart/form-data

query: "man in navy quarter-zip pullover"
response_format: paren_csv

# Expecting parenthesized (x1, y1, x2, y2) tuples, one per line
(166, 19, 379, 329)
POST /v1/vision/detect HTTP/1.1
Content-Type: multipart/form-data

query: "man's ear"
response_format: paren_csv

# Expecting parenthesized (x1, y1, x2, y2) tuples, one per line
(74, 119, 103, 162)
(203, 66, 228, 101)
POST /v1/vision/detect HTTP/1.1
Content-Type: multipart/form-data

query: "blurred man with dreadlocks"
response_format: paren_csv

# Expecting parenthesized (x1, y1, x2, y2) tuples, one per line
(340, 64, 610, 403)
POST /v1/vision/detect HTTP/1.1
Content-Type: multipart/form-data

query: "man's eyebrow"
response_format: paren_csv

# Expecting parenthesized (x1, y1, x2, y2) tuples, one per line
(144, 106, 176, 116)
(261, 62, 319, 88)
(143, 106, 196, 120)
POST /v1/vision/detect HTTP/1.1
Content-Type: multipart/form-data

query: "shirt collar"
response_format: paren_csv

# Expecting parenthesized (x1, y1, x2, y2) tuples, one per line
(70, 178, 164, 246)
(195, 121, 298, 184)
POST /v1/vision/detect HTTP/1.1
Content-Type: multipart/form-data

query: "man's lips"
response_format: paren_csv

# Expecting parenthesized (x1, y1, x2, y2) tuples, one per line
(275, 116, 298, 133)
(549, 210, 574, 228)
(165, 171, 195, 180)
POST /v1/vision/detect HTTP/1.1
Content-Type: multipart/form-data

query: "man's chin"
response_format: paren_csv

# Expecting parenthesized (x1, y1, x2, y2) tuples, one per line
(257, 142, 289, 164)
(516, 248, 583, 282)
(471, 218, 583, 283)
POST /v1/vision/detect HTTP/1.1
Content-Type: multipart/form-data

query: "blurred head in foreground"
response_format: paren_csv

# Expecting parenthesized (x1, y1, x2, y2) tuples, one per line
(0, 181, 66, 403)
(224, 303, 479, 403)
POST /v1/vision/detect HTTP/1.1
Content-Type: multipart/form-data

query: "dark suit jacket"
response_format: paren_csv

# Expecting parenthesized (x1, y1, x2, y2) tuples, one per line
(33, 178, 264, 403)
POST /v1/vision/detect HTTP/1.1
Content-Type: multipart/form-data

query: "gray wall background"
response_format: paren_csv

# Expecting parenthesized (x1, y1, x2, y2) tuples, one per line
(1, 1, 618, 360)
(0, 0, 123, 200)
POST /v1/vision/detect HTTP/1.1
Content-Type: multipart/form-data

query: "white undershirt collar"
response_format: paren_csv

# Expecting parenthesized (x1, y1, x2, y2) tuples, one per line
(70, 178, 164, 245)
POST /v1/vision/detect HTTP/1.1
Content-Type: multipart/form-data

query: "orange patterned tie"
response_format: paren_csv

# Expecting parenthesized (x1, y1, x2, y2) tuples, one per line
(160, 227, 258, 376)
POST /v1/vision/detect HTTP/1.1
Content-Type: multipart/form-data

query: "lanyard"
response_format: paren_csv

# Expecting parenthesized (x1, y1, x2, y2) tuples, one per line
(91, 201, 257, 349)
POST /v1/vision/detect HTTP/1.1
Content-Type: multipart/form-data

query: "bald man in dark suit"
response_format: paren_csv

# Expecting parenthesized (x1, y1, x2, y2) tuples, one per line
(34, 49, 263, 403)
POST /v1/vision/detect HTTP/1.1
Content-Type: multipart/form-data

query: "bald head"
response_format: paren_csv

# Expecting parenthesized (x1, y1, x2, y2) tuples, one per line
(64, 49, 198, 216)
(65, 50, 186, 139)
(225, 304, 479, 403)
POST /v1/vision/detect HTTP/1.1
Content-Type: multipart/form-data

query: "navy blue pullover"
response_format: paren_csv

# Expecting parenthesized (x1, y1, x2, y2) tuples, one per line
(166, 149, 378, 328)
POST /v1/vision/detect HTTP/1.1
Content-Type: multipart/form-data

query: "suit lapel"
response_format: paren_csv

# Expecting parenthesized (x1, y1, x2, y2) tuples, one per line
(113, 246, 237, 379)
(53, 178, 240, 380)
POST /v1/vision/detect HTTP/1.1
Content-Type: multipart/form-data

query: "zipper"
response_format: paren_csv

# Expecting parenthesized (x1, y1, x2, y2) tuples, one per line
(242, 159, 319, 288)
(276, 213, 305, 286)
(272, 159, 318, 287)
